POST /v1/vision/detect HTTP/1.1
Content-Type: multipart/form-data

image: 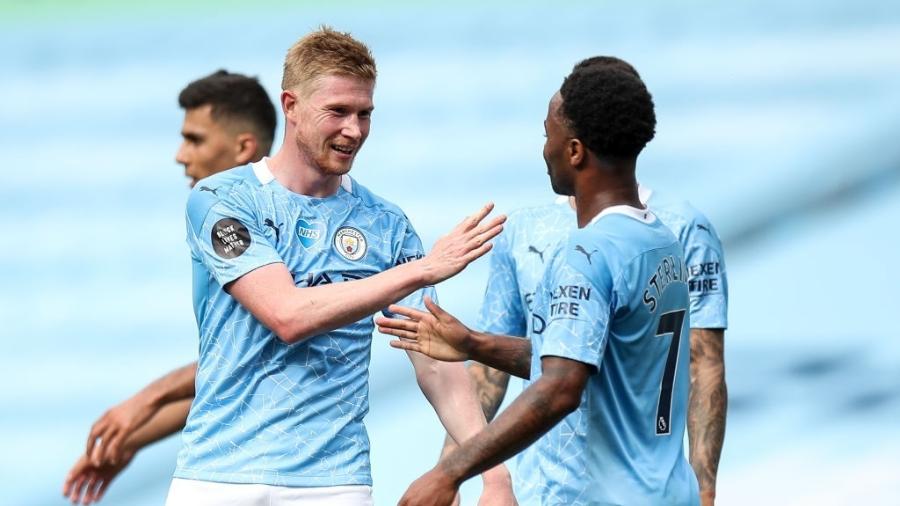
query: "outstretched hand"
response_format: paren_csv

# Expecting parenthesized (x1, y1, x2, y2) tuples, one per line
(62, 451, 133, 505)
(421, 203, 505, 285)
(376, 297, 472, 362)
(85, 396, 156, 467)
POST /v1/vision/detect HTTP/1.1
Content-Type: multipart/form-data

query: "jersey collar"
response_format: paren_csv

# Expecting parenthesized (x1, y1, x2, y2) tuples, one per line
(252, 158, 353, 193)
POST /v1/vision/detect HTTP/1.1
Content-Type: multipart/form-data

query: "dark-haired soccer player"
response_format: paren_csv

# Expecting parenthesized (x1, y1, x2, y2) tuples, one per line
(63, 69, 278, 506)
(441, 56, 728, 506)
(379, 59, 701, 504)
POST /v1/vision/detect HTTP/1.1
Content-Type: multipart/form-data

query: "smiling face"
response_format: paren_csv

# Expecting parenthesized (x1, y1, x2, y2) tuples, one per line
(543, 92, 576, 196)
(288, 74, 374, 177)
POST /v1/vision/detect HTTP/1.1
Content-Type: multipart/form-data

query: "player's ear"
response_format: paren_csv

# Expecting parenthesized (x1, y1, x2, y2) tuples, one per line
(282, 90, 298, 124)
(234, 133, 259, 165)
(568, 138, 586, 168)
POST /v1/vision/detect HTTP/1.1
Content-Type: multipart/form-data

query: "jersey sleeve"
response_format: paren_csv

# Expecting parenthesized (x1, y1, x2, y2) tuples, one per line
(381, 215, 436, 316)
(185, 187, 283, 287)
(684, 217, 729, 329)
(536, 249, 613, 368)
(477, 230, 527, 337)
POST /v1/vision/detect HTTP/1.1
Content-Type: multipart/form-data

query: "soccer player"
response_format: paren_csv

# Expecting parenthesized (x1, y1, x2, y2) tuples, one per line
(440, 57, 728, 506)
(378, 60, 700, 504)
(63, 69, 278, 505)
(165, 27, 513, 506)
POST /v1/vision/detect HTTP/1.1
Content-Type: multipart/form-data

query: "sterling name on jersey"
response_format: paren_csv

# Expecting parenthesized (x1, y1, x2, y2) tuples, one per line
(479, 189, 727, 339)
(479, 190, 726, 504)
(529, 206, 698, 505)
(175, 160, 431, 487)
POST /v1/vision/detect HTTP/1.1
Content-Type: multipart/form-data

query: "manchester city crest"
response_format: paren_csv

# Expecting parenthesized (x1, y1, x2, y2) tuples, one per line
(334, 226, 367, 261)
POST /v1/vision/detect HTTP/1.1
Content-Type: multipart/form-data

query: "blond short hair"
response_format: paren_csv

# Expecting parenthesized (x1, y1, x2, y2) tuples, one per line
(282, 26, 377, 94)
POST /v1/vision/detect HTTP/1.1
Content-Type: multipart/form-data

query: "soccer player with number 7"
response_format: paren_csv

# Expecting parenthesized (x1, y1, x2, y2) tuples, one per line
(377, 59, 701, 505)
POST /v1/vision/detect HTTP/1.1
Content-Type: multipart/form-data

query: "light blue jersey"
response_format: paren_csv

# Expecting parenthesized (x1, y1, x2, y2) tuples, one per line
(478, 190, 727, 503)
(530, 206, 697, 505)
(479, 190, 727, 337)
(174, 160, 431, 487)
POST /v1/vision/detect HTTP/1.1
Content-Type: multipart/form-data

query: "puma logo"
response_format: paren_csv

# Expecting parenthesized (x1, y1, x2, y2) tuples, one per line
(696, 223, 711, 234)
(199, 186, 218, 196)
(264, 218, 283, 243)
(527, 245, 546, 263)
(575, 245, 599, 264)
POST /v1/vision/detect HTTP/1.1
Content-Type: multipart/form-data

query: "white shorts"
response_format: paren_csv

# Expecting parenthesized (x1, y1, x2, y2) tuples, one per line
(165, 478, 374, 506)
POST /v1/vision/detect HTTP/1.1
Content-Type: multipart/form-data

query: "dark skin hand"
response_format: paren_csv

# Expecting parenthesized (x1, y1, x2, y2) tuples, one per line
(398, 356, 591, 506)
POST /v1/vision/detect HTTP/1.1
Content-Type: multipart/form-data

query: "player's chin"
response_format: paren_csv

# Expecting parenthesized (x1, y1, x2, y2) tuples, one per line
(323, 158, 354, 176)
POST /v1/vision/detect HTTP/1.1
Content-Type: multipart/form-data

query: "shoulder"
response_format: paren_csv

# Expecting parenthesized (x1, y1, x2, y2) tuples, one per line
(186, 165, 258, 229)
(648, 192, 722, 245)
(342, 176, 411, 224)
(506, 201, 572, 228)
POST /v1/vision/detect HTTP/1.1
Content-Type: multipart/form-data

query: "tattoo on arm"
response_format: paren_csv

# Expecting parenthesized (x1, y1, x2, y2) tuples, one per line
(440, 357, 590, 483)
(688, 328, 727, 493)
(440, 360, 513, 455)
(471, 362, 512, 422)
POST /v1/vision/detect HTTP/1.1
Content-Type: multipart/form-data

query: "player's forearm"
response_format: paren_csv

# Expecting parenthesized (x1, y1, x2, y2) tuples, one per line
(440, 345, 512, 457)
(438, 363, 583, 485)
(415, 359, 488, 443)
(688, 328, 727, 494)
(415, 358, 511, 483)
(137, 362, 197, 409)
(466, 331, 532, 379)
(275, 260, 430, 343)
(123, 398, 192, 452)
(469, 362, 512, 422)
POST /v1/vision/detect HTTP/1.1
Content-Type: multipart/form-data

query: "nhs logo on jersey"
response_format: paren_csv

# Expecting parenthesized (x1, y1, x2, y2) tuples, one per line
(296, 218, 325, 249)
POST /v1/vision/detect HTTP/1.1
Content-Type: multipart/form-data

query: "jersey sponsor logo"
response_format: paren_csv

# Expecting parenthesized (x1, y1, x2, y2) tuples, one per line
(527, 245, 547, 263)
(531, 313, 546, 334)
(642, 255, 687, 312)
(548, 284, 591, 318)
(211, 218, 251, 258)
(264, 218, 283, 244)
(294, 269, 378, 287)
(524, 291, 536, 311)
(334, 226, 367, 261)
(574, 245, 599, 264)
(395, 253, 423, 266)
(688, 261, 723, 295)
(296, 217, 325, 249)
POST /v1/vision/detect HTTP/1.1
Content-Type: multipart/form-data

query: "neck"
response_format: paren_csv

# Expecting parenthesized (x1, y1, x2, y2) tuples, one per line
(267, 141, 342, 198)
(573, 170, 642, 228)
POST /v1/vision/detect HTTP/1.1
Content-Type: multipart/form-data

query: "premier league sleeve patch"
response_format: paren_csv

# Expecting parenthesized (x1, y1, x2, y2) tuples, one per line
(212, 218, 252, 259)
(334, 226, 367, 261)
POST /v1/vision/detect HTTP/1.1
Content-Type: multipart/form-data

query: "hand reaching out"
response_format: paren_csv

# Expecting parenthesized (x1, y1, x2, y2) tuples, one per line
(85, 395, 156, 466)
(62, 451, 134, 505)
(420, 203, 505, 285)
(376, 297, 473, 362)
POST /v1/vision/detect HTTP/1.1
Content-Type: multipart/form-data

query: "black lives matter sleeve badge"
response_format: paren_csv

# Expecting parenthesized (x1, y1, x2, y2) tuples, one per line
(212, 218, 251, 259)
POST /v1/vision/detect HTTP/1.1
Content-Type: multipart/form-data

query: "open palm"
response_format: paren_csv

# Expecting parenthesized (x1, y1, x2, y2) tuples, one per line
(376, 297, 472, 362)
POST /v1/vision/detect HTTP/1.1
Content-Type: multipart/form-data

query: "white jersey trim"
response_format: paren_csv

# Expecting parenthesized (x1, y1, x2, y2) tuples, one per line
(252, 158, 353, 194)
(587, 204, 656, 226)
(252, 158, 275, 184)
(638, 183, 653, 205)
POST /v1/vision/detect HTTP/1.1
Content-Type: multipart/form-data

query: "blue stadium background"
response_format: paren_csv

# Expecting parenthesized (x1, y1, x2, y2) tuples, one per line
(2, 1, 899, 504)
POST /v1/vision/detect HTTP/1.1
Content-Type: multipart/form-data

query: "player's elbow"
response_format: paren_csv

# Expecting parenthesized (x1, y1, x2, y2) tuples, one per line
(268, 314, 314, 345)
(540, 375, 584, 416)
(413, 358, 441, 391)
(554, 388, 583, 415)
